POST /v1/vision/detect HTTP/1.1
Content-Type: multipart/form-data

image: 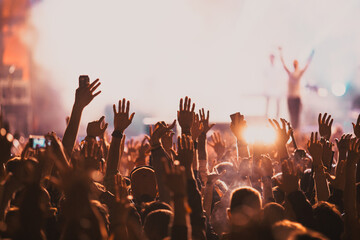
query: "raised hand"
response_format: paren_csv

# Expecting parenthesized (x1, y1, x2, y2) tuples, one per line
(260, 155, 274, 178)
(177, 96, 195, 135)
(161, 131, 175, 153)
(126, 138, 139, 155)
(348, 138, 360, 164)
(191, 114, 204, 141)
(352, 114, 360, 138)
(275, 160, 299, 194)
(335, 134, 352, 152)
(163, 159, 187, 196)
(74, 78, 101, 109)
(307, 132, 323, 167)
(113, 98, 135, 133)
(230, 112, 247, 144)
(199, 108, 215, 134)
(176, 134, 194, 176)
(269, 118, 291, 146)
(147, 121, 176, 147)
(208, 132, 226, 158)
(86, 116, 108, 137)
(321, 139, 333, 172)
(318, 113, 333, 140)
(325, 160, 346, 191)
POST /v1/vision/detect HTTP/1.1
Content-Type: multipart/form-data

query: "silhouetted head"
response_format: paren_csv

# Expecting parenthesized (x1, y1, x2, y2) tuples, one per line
(144, 209, 173, 240)
(141, 201, 172, 224)
(293, 60, 299, 69)
(130, 166, 157, 204)
(262, 202, 285, 226)
(312, 201, 343, 240)
(227, 187, 262, 227)
(272, 220, 306, 240)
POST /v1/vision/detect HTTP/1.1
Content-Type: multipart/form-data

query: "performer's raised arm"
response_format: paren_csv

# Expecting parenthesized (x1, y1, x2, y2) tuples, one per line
(300, 49, 315, 75)
(278, 47, 291, 75)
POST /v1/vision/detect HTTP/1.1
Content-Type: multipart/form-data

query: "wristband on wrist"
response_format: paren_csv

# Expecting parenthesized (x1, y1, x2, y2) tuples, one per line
(111, 130, 123, 138)
(193, 141, 198, 150)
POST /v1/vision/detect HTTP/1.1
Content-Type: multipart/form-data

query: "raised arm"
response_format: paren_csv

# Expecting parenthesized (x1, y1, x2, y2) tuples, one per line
(278, 47, 291, 75)
(62, 78, 101, 156)
(307, 132, 330, 202)
(300, 49, 315, 75)
(343, 138, 360, 239)
(104, 99, 135, 193)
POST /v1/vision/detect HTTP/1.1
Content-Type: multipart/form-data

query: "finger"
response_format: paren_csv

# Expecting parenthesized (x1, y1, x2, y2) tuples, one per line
(90, 82, 101, 93)
(191, 103, 195, 113)
(184, 96, 188, 111)
(168, 120, 176, 129)
(268, 119, 275, 129)
(89, 78, 100, 88)
(315, 132, 318, 142)
(118, 100, 121, 113)
(322, 113, 327, 124)
(126, 100, 130, 114)
(92, 91, 101, 98)
(129, 112, 135, 122)
(280, 118, 286, 130)
(357, 114, 360, 125)
(318, 113, 322, 125)
(206, 110, 209, 121)
(122, 98, 126, 113)
(187, 97, 191, 111)
(310, 132, 314, 143)
(273, 119, 280, 129)
(179, 98, 183, 111)
(329, 119, 333, 127)
(352, 122, 356, 130)
(113, 104, 117, 114)
(326, 115, 332, 125)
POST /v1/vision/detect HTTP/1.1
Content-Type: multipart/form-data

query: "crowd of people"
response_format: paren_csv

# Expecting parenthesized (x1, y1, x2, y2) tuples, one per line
(0, 77, 359, 240)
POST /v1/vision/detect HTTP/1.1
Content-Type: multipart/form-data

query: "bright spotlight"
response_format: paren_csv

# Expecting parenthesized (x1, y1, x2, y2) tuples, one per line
(244, 125, 276, 144)
(331, 82, 346, 97)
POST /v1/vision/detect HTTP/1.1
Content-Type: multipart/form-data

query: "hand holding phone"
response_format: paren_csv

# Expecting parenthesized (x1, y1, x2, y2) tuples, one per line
(79, 75, 90, 88)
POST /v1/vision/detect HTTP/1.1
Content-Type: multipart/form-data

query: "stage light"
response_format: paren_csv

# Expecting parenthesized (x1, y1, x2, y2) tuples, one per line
(244, 125, 276, 144)
(317, 88, 328, 97)
(331, 82, 346, 97)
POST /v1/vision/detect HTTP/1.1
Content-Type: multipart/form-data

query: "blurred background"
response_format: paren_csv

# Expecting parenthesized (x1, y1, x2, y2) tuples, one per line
(1, 0, 360, 139)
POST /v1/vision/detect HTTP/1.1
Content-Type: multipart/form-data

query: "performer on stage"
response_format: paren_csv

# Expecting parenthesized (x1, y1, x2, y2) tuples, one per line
(279, 47, 314, 130)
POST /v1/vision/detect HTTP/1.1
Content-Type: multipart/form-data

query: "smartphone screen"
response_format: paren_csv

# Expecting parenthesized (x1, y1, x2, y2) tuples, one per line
(29, 135, 50, 149)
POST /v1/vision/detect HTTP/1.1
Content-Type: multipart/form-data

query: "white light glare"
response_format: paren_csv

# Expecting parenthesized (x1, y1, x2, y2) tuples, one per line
(331, 82, 346, 97)
(244, 125, 276, 144)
